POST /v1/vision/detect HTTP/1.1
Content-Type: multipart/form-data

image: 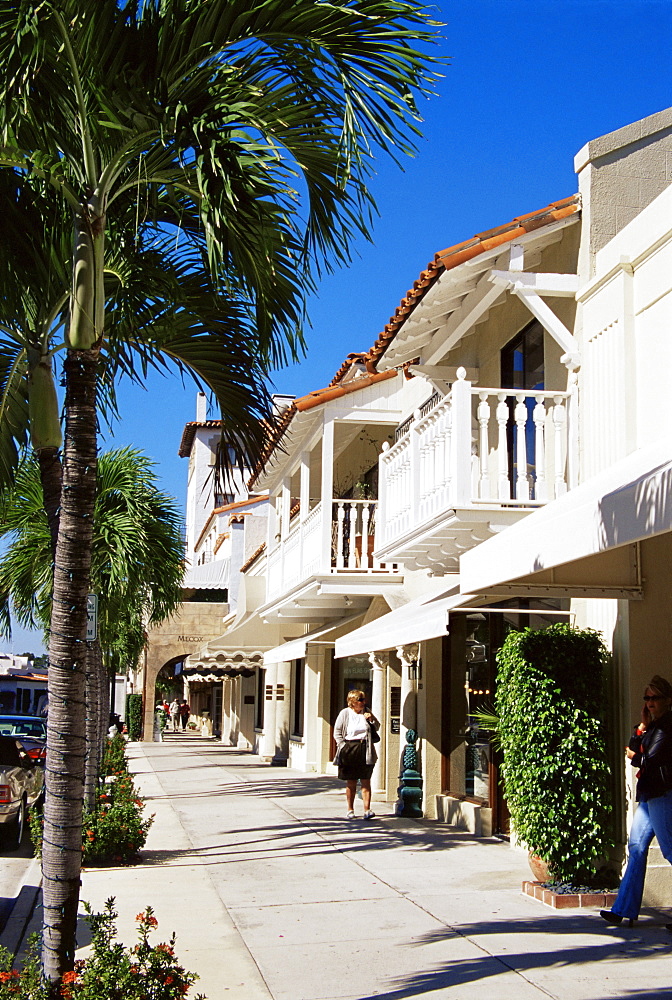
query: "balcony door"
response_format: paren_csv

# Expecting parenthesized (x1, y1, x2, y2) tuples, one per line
(501, 320, 544, 499)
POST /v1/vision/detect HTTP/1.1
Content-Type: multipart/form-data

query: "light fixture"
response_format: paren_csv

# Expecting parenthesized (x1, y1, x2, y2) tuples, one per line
(344, 596, 353, 607)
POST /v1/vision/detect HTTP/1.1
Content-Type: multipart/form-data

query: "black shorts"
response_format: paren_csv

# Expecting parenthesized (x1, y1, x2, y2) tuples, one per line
(337, 740, 373, 781)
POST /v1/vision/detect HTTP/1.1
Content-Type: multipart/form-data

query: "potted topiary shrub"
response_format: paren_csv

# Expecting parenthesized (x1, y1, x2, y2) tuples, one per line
(494, 623, 614, 885)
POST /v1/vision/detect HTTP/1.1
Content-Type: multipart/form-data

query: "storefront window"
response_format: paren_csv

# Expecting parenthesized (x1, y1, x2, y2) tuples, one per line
(442, 599, 569, 834)
(291, 659, 304, 739)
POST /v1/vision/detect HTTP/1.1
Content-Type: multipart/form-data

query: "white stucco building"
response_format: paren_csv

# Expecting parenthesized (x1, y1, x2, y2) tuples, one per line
(144, 108, 672, 901)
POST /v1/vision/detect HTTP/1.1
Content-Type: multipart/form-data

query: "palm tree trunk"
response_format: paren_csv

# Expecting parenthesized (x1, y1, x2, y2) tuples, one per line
(84, 643, 100, 810)
(42, 348, 98, 983)
(37, 447, 63, 558)
(100, 652, 110, 754)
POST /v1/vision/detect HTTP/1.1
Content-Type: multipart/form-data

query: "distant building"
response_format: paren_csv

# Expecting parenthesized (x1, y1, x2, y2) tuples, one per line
(0, 654, 48, 715)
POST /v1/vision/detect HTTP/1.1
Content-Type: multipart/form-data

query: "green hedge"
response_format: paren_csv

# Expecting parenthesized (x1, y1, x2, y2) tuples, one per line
(495, 623, 613, 882)
(126, 693, 143, 741)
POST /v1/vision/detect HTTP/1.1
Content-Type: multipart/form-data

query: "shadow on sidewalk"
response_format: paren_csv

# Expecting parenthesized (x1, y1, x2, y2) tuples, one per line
(134, 816, 513, 869)
(369, 950, 672, 1000)
(359, 914, 672, 1000)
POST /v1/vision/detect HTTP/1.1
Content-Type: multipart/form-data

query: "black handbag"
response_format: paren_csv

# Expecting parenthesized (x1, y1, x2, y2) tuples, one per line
(369, 720, 381, 744)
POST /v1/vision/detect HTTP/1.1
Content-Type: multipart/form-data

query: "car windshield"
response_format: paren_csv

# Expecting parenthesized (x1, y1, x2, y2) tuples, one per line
(0, 718, 46, 740)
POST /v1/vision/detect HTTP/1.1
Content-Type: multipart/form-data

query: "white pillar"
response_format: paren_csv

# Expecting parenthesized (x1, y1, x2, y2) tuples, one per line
(299, 450, 311, 578)
(260, 661, 278, 760)
(280, 475, 292, 539)
(271, 660, 292, 766)
(230, 675, 240, 747)
(368, 651, 388, 799)
(320, 418, 335, 574)
(397, 643, 420, 751)
(221, 678, 232, 745)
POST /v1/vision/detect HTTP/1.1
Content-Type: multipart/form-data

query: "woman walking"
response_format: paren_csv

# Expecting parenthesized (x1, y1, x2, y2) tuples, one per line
(601, 674, 672, 927)
(333, 689, 380, 820)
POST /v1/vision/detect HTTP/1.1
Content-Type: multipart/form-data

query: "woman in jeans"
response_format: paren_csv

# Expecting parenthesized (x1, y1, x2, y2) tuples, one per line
(601, 674, 672, 927)
(333, 689, 380, 820)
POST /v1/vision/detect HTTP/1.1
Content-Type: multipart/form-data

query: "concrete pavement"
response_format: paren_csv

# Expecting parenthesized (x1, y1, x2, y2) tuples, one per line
(5, 738, 672, 999)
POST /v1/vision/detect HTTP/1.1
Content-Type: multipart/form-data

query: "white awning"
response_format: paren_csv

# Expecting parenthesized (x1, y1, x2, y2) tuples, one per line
(204, 612, 302, 655)
(186, 611, 303, 676)
(334, 584, 475, 658)
(263, 614, 364, 665)
(182, 559, 229, 590)
(460, 440, 672, 598)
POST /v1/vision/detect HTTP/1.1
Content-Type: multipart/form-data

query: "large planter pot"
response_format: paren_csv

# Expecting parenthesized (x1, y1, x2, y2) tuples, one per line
(528, 853, 551, 882)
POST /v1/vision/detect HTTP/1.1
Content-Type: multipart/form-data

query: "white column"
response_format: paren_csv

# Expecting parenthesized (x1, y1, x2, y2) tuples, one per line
(396, 643, 420, 750)
(368, 651, 388, 799)
(299, 450, 311, 577)
(230, 675, 240, 747)
(280, 475, 292, 539)
(221, 678, 232, 745)
(271, 660, 292, 766)
(449, 369, 472, 505)
(260, 661, 278, 760)
(320, 417, 335, 574)
(564, 362, 580, 489)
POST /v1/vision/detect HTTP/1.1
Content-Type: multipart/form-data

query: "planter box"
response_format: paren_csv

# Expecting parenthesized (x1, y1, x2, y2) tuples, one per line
(522, 881, 618, 909)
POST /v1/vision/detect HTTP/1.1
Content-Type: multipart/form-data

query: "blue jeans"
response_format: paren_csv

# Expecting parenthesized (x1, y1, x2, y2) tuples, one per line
(612, 789, 672, 919)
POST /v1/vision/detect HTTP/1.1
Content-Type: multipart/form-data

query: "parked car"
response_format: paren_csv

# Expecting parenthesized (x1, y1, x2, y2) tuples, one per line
(0, 715, 47, 763)
(0, 735, 44, 849)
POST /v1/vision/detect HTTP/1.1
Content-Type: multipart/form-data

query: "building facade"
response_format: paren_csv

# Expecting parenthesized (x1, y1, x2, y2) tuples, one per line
(147, 108, 672, 902)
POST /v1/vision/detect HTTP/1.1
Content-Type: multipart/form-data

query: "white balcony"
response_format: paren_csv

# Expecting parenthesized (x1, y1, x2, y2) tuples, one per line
(263, 498, 401, 619)
(375, 369, 573, 574)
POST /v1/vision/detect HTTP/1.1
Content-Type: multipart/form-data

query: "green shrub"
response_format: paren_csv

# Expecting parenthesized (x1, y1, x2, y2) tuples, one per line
(495, 623, 613, 882)
(101, 734, 129, 778)
(31, 738, 153, 865)
(126, 693, 143, 741)
(83, 772, 154, 865)
(0, 899, 204, 998)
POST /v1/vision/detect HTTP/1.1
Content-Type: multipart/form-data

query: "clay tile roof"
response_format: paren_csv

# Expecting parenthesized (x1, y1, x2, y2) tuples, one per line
(249, 195, 579, 489)
(328, 195, 579, 383)
(178, 420, 222, 458)
(239, 541, 266, 574)
(247, 368, 399, 488)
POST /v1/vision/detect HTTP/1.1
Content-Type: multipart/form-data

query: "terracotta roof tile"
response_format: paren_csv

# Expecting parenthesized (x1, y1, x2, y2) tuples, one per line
(239, 542, 266, 574)
(178, 419, 221, 458)
(248, 369, 399, 487)
(249, 196, 579, 487)
(328, 195, 579, 383)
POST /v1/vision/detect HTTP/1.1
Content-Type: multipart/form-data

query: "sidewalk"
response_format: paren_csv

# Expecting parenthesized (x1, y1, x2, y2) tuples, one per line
(8, 739, 672, 999)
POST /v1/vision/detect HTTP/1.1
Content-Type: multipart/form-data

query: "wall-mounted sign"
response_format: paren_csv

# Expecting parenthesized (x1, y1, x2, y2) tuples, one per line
(86, 594, 98, 642)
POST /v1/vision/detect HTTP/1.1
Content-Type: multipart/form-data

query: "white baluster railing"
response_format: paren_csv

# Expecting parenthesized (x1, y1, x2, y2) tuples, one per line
(331, 500, 379, 571)
(377, 381, 571, 551)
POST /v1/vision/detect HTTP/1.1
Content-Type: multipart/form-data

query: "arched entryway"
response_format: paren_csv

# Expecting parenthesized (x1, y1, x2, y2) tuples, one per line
(141, 601, 228, 740)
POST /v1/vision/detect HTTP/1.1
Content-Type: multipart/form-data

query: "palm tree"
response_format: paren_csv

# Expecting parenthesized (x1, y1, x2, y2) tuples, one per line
(0, 447, 185, 800)
(0, 0, 440, 979)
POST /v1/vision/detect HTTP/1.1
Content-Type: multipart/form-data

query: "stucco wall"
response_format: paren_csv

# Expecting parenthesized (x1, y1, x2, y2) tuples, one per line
(142, 601, 228, 739)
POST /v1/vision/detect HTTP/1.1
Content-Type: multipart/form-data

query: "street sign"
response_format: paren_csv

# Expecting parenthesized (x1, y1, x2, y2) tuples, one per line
(86, 594, 98, 642)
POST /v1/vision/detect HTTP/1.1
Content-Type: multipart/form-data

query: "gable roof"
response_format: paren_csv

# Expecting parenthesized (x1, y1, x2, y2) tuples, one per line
(329, 195, 579, 383)
(251, 195, 580, 488)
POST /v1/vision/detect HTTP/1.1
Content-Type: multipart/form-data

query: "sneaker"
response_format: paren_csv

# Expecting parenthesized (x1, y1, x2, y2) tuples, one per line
(346, 810, 356, 820)
(363, 810, 375, 820)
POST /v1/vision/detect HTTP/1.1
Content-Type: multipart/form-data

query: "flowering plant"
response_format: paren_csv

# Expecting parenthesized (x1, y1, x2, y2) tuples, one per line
(82, 772, 154, 865)
(101, 733, 130, 778)
(0, 900, 205, 998)
(31, 739, 153, 865)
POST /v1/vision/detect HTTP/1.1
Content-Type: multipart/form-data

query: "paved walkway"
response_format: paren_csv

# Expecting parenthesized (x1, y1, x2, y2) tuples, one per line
(8, 739, 672, 999)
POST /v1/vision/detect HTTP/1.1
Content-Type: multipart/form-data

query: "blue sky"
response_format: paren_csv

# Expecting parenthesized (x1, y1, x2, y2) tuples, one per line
(3, 0, 672, 654)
